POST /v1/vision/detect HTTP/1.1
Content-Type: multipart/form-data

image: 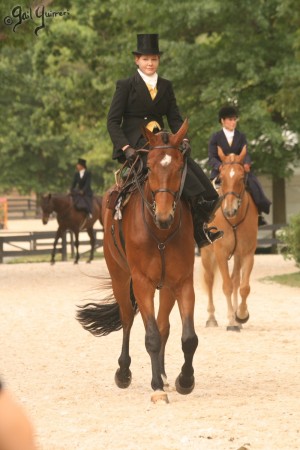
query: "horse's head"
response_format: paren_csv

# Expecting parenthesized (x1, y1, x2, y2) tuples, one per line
(218, 146, 247, 219)
(40, 193, 53, 224)
(143, 119, 188, 229)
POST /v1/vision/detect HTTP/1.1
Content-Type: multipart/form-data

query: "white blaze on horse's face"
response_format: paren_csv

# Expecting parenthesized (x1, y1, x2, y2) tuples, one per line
(229, 167, 235, 178)
(160, 154, 172, 167)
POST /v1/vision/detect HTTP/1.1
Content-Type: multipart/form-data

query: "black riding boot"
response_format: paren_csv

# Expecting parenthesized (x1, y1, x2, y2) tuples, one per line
(195, 196, 223, 223)
(191, 200, 224, 248)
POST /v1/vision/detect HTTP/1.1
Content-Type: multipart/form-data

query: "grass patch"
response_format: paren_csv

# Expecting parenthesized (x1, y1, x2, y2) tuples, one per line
(6, 252, 104, 264)
(262, 271, 300, 288)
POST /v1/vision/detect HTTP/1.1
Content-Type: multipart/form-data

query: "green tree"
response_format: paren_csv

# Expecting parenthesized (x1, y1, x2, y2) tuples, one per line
(0, 0, 299, 225)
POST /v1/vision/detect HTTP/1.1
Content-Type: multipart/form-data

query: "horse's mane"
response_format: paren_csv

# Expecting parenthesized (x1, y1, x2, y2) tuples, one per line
(161, 131, 169, 144)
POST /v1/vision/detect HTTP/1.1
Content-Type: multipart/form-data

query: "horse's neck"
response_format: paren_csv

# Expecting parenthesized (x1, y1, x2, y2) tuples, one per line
(52, 195, 71, 213)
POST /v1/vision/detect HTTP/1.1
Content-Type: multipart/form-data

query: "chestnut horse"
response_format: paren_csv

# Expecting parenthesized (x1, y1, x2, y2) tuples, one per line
(77, 120, 198, 403)
(201, 147, 258, 331)
(41, 193, 103, 264)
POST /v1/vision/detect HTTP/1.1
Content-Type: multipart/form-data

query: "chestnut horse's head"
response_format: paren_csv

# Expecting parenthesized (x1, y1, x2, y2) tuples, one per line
(218, 146, 247, 219)
(40, 193, 54, 224)
(143, 119, 188, 229)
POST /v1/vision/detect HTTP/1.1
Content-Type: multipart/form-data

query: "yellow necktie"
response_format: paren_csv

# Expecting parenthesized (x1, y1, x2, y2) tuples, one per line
(146, 83, 157, 100)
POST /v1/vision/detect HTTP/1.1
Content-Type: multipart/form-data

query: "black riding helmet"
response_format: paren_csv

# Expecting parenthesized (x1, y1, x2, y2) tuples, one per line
(218, 106, 239, 123)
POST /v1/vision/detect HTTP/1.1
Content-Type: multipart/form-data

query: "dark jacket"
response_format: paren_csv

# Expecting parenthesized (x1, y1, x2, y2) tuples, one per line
(71, 170, 93, 196)
(208, 129, 251, 179)
(107, 71, 184, 161)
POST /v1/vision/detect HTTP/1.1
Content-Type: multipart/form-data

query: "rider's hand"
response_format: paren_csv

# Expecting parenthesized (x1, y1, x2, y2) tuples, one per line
(124, 146, 137, 165)
(181, 139, 191, 156)
(244, 164, 251, 172)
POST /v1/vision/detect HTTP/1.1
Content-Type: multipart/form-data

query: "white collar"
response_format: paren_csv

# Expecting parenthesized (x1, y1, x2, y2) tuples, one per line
(138, 69, 158, 88)
(79, 169, 85, 178)
(222, 127, 235, 139)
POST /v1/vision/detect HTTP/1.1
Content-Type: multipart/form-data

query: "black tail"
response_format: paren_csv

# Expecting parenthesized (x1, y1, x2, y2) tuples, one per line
(77, 300, 122, 336)
(76, 279, 138, 337)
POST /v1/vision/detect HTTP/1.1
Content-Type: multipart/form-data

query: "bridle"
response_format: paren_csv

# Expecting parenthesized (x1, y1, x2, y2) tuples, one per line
(133, 145, 188, 220)
(132, 143, 188, 289)
(220, 161, 249, 260)
(220, 161, 247, 206)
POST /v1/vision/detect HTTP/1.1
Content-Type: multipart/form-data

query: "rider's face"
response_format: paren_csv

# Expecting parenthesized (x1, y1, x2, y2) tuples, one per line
(135, 55, 160, 76)
(221, 117, 238, 132)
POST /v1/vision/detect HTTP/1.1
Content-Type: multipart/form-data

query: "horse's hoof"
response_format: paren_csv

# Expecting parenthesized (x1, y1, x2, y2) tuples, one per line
(50, 261, 55, 265)
(86, 260, 91, 264)
(151, 390, 169, 404)
(74, 261, 79, 265)
(235, 312, 250, 324)
(162, 374, 169, 388)
(226, 325, 241, 332)
(206, 319, 218, 327)
(175, 374, 195, 395)
(114, 368, 132, 389)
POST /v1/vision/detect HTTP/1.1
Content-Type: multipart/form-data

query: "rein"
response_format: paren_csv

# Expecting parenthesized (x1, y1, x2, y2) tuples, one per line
(220, 162, 249, 260)
(142, 200, 182, 290)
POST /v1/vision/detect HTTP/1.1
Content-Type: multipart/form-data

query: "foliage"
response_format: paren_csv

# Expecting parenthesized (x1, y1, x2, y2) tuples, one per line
(279, 213, 300, 266)
(0, 0, 299, 198)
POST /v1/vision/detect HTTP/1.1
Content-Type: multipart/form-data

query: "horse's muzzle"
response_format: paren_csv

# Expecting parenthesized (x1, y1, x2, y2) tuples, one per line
(223, 208, 238, 218)
(155, 214, 174, 229)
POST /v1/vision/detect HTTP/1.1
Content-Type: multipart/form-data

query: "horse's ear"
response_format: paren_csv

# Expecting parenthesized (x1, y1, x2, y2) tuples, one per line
(217, 146, 226, 161)
(173, 119, 189, 147)
(142, 126, 154, 144)
(238, 145, 247, 162)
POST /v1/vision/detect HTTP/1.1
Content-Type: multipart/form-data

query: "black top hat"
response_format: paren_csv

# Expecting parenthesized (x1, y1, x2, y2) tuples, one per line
(77, 158, 87, 168)
(218, 106, 239, 122)
(132, 34, 163, 55)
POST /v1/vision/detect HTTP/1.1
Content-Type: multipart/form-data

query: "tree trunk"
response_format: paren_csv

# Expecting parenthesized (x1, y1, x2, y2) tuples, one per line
(272, 176, 286, 225)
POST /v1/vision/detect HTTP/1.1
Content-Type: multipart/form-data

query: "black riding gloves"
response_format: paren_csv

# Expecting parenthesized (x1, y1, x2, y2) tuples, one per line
(124, 146, 137, 165)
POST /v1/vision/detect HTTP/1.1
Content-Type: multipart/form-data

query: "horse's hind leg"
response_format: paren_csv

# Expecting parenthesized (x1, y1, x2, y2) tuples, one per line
(86, 228, 95, 263)
(110, 271, 135, 389)
(157, 288, 176, 388)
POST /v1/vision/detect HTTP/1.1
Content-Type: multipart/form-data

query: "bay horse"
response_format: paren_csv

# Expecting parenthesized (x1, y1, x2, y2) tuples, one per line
(41, 193, 103, 264)
(201, 146, 258, 331)
(77, 120, 199, 403)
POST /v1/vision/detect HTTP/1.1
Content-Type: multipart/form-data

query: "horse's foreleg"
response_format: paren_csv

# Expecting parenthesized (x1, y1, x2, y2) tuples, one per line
(201, 248, 218, 327)
(157, 288, 176, 388)
(176, 281, 198, 395)
(134, 280, 167, 403)
(231, 256, 241, 314)
(236, 254, 254, 324)
(51, 229, 62, 264)
(216, 257, 239, 331)
(74, 232, 80, 264)
(86, 228, 95, 263)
